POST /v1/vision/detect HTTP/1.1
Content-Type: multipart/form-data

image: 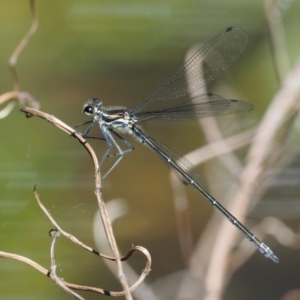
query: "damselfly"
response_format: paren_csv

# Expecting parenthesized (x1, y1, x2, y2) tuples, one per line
(77, 27, 278, 263)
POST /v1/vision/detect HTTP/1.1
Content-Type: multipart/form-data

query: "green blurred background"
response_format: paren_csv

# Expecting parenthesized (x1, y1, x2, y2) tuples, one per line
(0, 1, 300, 299)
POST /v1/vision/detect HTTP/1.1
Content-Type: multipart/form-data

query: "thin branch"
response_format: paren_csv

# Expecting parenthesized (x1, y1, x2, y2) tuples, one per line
(9, 0, 38, 91)
(93, 199, 159, 300)
(20, 107, 134, 299)
(34, 186, 152, 265)
(264, 0, 290, 83)
(0, 249, 151, 297)
(1, 149, 152, 297)
(0, 91, 40, 119)
(49, 230, 86, 300)
(0, 0, 40, 117)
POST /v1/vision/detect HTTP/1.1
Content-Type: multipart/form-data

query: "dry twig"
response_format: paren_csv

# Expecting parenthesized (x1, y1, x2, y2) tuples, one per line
(0, 0, 40, 119)
(18, 107, 152, 298)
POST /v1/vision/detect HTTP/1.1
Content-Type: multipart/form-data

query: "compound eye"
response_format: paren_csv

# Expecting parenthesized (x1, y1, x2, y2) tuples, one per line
(83, 105, 94, 116)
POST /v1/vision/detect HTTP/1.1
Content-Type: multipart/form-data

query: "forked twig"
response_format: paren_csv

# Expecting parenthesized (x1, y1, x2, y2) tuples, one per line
(34, 186, 152, 265)
(49, 230, 86, 300)
(0, 247, 151, 297)
(21, 107, 151, 298)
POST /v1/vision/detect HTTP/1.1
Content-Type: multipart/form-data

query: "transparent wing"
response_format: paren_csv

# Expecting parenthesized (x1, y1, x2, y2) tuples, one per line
(147, 137, 206, 187)
(135, 94, 254, 122)
(134, 27, 248, 113)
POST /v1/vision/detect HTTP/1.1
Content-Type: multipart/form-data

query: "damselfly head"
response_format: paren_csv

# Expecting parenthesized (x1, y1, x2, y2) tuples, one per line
(83, 98, 102, 117)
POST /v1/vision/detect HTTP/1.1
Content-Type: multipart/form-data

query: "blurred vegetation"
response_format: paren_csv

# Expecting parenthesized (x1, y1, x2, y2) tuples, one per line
(1, 1, 300, 300)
